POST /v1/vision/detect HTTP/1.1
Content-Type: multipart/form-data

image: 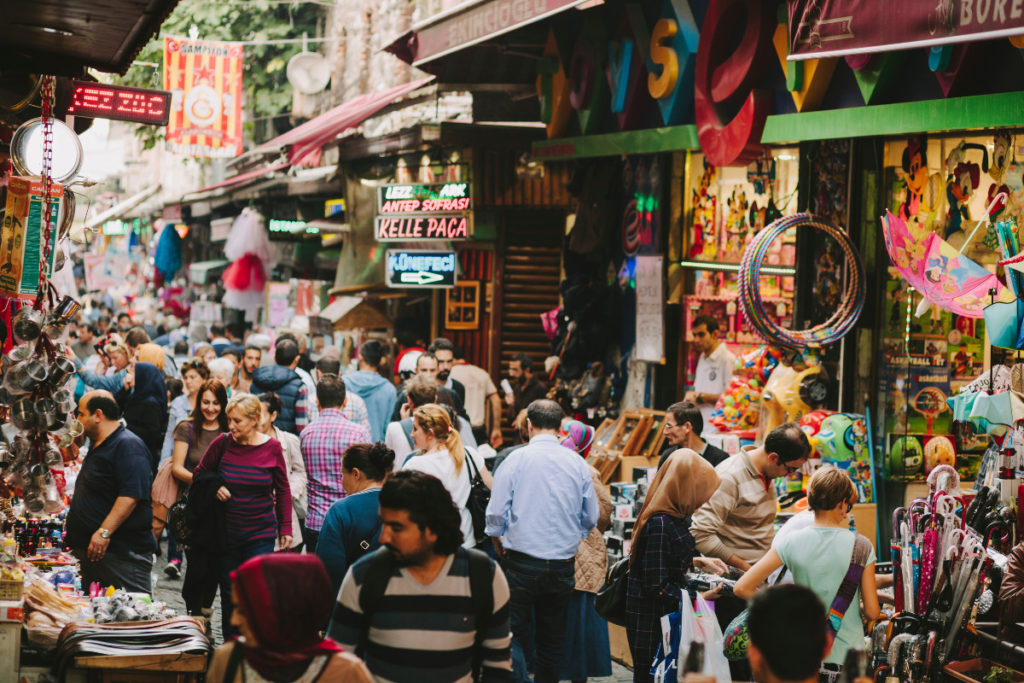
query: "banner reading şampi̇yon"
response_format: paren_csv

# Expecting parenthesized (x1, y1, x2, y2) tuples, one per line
(788, 0, 1024, 61)
(163, 37, 243, 158)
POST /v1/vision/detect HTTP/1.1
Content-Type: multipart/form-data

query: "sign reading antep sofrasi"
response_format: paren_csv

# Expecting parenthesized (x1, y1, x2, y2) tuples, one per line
(385, 250, 458, 288)
(375, 182, 472, 243)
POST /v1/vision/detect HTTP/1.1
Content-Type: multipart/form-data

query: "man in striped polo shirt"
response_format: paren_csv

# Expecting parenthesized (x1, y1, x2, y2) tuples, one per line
(329, 471, 512, 682)
(691, 421, 811, 571)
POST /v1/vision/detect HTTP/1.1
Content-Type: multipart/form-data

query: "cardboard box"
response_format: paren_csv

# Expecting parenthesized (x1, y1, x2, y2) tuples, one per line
(0, 600, 24, 623)
(0, 622, 20, 683)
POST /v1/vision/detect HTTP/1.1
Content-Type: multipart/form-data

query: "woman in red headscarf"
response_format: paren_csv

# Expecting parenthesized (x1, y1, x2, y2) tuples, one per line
(206, 554, 371, 683)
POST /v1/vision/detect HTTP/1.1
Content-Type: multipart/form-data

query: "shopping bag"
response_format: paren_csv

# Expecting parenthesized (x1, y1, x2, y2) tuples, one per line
(650, 607, 682, 683)
(692, 595, 732, 683)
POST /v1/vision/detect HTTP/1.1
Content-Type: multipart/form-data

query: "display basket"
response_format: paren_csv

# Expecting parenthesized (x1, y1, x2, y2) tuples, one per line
(944, 658, 1024, 683)
(0, 578, 25, 601)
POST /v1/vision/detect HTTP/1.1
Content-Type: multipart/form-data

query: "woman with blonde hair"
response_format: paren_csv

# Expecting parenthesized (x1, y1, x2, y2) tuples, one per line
(403, 403, 492, 548)
(735, 466, 879, 679)
(194, 392, 293, 638)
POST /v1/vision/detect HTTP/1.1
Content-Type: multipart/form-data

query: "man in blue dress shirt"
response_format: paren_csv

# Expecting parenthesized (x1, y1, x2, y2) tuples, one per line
(485, 399, 599, 683)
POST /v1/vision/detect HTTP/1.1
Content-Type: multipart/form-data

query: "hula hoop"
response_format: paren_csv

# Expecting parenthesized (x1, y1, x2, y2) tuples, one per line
(738, 213, 866, 350)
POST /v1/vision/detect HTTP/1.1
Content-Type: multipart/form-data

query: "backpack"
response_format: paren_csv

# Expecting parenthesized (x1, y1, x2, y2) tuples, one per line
(357, 547, 493, 679)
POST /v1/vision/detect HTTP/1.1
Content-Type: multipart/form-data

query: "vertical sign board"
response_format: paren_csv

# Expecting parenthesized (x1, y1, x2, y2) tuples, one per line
(375, 182, 473, 242)
(635, 255, 665, 362)
(386, 250, 458, 288)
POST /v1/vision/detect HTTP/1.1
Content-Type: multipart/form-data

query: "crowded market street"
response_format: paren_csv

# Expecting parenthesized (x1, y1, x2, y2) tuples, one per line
(1, 1, 1024, 682)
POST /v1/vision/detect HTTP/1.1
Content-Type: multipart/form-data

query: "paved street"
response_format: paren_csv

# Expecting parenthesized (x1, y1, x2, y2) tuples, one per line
(152, 541, 634, 682)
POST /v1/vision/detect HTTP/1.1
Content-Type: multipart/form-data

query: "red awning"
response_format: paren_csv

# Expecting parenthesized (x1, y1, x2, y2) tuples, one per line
(246, 76, 435, 167)
(187, 77, 434, 198)
(185, 162, 290, 197)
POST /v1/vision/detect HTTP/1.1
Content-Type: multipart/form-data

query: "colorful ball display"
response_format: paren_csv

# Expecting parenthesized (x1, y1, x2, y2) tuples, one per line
(923, 436, 956, 474)
(889, 436, 924, 480)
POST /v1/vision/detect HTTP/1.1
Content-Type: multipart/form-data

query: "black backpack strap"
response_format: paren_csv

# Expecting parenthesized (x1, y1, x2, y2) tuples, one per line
(465, 547, 494, 680)
(356, 547, 395, 658)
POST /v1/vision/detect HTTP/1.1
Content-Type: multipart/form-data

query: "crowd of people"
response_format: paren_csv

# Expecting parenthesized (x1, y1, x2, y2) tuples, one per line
(62, 311, 970, 683)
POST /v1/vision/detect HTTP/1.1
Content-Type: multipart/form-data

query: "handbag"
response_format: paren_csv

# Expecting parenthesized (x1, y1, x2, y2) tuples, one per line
(722, 535, 873, 661)
(463, 450, 490, 544)
(595, 556, 629, 626)
(166, 433, 228, 546)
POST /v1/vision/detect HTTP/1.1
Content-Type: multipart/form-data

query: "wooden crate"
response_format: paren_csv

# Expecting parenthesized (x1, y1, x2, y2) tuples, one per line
(609, 622, 633, 668)
(73, 653, 209, 683)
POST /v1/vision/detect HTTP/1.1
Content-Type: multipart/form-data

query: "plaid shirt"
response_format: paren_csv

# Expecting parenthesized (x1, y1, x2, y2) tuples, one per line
(340, 392, 371, 434)
(299, 409, 371, 531)
(625, 514, 696, 676)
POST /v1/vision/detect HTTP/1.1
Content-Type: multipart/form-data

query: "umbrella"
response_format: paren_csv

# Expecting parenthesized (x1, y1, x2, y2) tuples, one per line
(882, 210, 1009, 318)
(892, 508, 908, 612)
(984, 216, 1024, 348)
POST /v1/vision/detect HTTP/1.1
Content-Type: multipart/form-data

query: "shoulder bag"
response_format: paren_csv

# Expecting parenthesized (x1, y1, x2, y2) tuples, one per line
(722, 534, 874, 661)
(463, 451, 490, 545)
(595, 556, 629, 626)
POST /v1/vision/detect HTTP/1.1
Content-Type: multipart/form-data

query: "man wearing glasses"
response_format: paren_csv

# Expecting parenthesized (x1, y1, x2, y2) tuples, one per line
(657, 401, 729, 469)
(691, 421, 811, 573)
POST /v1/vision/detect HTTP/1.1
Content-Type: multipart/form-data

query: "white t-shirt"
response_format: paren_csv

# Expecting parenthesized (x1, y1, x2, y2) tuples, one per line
(403, 446, 486, 548)
(694, 343, 735, 435)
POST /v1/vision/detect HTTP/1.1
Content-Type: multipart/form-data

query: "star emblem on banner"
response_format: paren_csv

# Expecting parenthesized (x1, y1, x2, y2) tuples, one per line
(193, 64, 216, 85)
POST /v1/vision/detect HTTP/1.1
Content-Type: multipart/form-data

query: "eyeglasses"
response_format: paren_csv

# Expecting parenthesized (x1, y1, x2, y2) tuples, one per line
(779, 460, 804, 474)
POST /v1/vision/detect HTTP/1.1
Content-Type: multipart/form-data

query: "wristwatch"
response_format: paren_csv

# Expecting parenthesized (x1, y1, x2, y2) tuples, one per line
(98, 528, 111, 539)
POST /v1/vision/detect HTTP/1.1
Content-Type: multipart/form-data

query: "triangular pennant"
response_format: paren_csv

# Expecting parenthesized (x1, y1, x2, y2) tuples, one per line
(848, 52, 903, 105)
(772, 23, 836, 112)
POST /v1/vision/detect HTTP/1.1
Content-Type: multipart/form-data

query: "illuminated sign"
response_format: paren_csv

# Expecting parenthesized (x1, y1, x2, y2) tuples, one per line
(376, 215, 472, 242)
(376, 183, 472, 215)
(375, 182, 473, 242)
(67, 81, 171, 126)
(386, 250, 457, 288)
(269, 219, 320, 236)
(103, 220, 129, 236)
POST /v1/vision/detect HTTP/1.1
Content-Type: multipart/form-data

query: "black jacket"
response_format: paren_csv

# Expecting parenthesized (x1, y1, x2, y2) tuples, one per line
(185, 471, 227, 552)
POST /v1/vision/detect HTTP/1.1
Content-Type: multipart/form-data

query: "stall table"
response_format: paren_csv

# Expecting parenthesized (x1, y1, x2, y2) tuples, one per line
(72, 653, 208, 683)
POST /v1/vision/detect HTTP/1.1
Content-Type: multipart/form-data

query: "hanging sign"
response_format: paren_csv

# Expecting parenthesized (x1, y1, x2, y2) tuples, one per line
(788, 0, 1024, 61)
(163, 37, 244, 158)
(375, 182, 473, 242)
(635, 255, 665, 363)
(386, 250, 458, 288)
(0, 177, 62, 301)
(67, 81, 171, 126)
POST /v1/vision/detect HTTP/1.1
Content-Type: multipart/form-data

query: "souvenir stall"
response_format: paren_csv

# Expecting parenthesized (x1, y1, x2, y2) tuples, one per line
(876, 133, 1024, 680)
(0, 80, 212, 681)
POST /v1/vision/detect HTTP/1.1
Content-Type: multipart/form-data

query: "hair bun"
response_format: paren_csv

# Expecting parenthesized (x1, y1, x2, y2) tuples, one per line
(372, 441, 396, 470)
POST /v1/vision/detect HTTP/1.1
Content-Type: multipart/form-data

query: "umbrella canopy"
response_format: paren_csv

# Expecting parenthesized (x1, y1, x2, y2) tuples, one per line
(882, 210, 1008, 318)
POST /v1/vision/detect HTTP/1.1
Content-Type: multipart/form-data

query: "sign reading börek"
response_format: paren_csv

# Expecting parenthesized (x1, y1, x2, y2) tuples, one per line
(375, 182, 473, 242)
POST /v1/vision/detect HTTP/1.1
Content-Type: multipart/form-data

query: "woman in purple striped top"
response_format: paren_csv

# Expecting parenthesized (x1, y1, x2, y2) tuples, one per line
(194, 393, 292, 639)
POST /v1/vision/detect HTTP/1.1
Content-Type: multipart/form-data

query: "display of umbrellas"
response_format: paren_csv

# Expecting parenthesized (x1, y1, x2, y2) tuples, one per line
(887, 466, 1002, 667)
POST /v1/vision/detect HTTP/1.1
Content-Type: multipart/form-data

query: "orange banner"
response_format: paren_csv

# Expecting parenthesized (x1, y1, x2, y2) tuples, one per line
(163, 37, 243, 158)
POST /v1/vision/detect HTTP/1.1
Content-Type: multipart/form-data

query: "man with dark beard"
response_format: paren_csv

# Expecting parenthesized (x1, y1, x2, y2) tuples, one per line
(328, 471, 512, 681)
(236, 345, 261, 393)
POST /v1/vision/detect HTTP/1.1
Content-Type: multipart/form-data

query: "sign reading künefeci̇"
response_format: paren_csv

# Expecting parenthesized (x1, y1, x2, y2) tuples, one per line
(385, 250, 458, 288)
(375, 182, 472, 242)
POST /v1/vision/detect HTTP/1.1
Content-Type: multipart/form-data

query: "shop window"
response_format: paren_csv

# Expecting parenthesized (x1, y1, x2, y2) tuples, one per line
(445, 281, 480, 330)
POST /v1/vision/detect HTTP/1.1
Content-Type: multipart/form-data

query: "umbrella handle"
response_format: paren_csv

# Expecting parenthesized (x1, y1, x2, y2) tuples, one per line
(960, 191, 1009, 254)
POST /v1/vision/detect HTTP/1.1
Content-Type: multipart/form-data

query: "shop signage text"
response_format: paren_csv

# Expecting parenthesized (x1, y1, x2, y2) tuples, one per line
(538, 0, 776, 165)
(386, 250, 458, 288)
(376, 182, 473, 242)
(413, 0, 586, 64)
(67, 81, 171, 126)
(788, 0, 1024, 60)
(376, 216, 472, 241)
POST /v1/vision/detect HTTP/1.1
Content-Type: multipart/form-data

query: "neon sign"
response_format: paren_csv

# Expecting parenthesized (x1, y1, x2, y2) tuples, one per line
(376, 183, 472, 215)
(67, 81, 171, 126)
(386, 250, 458, 288)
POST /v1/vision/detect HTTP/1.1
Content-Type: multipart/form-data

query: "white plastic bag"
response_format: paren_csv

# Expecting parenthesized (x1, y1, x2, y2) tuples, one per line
(691, 595, 732, 683)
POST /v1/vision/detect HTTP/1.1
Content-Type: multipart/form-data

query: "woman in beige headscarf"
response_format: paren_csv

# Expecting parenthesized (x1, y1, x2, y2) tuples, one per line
(625, 449, 726, 682)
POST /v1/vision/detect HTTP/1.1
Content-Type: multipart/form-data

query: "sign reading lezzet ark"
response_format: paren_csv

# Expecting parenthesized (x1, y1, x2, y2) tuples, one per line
(375, 183, 473, 242)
